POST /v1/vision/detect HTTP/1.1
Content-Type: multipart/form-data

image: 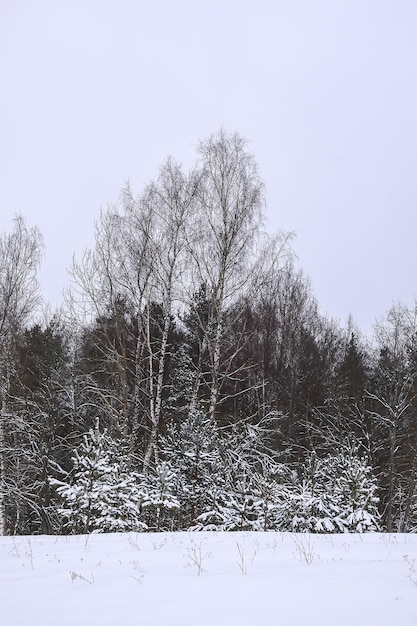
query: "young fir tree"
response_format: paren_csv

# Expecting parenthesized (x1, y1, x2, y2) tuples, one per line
(162, 409, 224, 528)
(204, 464, 265, 531)
(192, 421, 293, 531)
(140, 461, 180, 531)
(53, 423, 146, 533)
(289, 447, 380, 533)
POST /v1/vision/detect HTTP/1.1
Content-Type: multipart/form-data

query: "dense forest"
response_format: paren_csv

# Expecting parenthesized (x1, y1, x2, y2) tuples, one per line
(1, 130, 416, 535)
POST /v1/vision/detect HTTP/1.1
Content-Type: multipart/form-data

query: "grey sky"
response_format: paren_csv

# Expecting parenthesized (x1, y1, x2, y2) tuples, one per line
(1, 0, 417, 335)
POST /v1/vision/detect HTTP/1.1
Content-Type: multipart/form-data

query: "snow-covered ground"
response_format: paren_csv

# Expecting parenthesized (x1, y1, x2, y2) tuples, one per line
(1, 532, 416, 625)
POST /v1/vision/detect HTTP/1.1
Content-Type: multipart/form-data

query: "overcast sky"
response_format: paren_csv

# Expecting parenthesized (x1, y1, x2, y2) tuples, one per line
(1, 0, 417, 335)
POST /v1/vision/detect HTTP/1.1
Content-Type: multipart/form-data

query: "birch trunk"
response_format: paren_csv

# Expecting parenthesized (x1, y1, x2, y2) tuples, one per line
(143, 287, 172, 472)
(0, 380, 6, 536)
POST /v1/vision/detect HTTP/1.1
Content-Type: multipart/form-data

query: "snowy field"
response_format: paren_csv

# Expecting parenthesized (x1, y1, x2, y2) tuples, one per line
(1, 532, 416, 626)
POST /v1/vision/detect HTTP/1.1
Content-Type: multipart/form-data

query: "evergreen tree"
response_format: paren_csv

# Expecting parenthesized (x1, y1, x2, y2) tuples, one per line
(54, 424, 145, 533)
(140, 461, 180, 531)
(289, 448, 380, 533)
(336, 332, 369, 404)
(162, 409, 224, 528)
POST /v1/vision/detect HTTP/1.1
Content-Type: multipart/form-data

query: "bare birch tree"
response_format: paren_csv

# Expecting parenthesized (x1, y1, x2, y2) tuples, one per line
(186, 129, 291, 423)
(127, 159, 199, 470)
(367, 302, 417, 531)
(70, 159, 199, 470)
(0, 215, 43, 534)
(70, 130, 291, 470)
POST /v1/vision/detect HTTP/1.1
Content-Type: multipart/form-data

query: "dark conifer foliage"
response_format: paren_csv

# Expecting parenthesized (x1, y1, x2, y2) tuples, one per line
(336, 333, 369, 403)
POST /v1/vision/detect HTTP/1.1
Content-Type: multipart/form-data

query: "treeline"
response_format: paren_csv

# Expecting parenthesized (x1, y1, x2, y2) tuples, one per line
(0, 130, 416, 535)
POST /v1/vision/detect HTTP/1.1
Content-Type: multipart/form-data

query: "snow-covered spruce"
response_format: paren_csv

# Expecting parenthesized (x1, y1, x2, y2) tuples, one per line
(288, 447, 381, 533)
(52, 424, 146, 533)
